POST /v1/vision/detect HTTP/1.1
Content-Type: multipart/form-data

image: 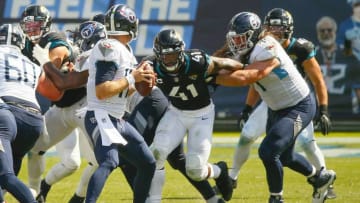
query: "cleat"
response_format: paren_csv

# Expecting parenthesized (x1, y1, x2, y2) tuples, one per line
(326, 184, 336, 199)
(217, 198, 226, 203)
(214, 161, 233, 201)
(212, 177, 237, 195)
(268, 195, 284, 203)
(68, 193, 85, 203)
(307, 168, 336, 203)
(36, 194, 45, 203)
(230, 177, 237, 189)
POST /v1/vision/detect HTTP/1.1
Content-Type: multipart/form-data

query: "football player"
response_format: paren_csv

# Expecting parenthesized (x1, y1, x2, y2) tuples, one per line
(83, 4, 156, 203)
(215, 12, 336, 203)
(19, 4, 86, 202)
(0, 23, 41, 203)
(146, 28, 250, 201)
(225, 8, 336, 200)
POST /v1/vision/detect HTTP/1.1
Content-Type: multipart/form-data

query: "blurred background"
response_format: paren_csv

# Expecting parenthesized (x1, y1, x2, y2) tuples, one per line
(2, 0, 359, 131)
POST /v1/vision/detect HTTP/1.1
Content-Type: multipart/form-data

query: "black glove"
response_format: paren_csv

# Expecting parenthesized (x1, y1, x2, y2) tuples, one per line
(315, 105, 332, 135)
(237, 104, 253, 130)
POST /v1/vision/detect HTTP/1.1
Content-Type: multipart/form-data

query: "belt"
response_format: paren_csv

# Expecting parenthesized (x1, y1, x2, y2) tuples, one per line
(6, 101, 42, 116)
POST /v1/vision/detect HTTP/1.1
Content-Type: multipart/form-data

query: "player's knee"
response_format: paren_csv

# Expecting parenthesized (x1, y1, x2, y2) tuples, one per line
(258, 145, 273, 162)
(185, 154, 207, 181)
(240, 127, 259, 145)
(0, 173, 14, 188)
(150, 145, 168, 170)
(62, 156, 81, 172)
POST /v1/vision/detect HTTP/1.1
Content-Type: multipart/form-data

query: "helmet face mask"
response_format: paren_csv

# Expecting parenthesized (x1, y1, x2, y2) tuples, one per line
(20, 5, 52, 43)
(227, 30, 254, 56)
(227, 12, 261, 56)
(0, 24, 25, 50)
(153, 29, 185, 73)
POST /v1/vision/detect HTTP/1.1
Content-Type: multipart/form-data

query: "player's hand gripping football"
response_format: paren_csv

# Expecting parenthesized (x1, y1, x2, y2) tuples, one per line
(33, 42, 51, 68)
(315, 105, 332, 136)
(133, 62, 156, 86)
(237, 104, 253, 131)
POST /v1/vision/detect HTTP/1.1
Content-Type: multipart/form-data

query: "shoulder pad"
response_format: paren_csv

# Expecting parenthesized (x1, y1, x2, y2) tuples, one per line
(253, 36, 277, 61)
(97, 39, 117, 57)
(296, 38, 315, 51)
(39, 32, 68, 48)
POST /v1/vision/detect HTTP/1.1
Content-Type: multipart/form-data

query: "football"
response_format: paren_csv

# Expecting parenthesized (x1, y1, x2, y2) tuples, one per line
(135, 62, 156, 97)
(36, 73, 64, 101)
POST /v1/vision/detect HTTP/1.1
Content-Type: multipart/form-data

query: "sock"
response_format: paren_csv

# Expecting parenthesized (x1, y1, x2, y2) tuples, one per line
(27, 152, 46, 194)
(75, 164, 97, 197)
(209, 164, 221, 179)
(229, 137, 252, 180)
(145, 168, 165, 203)
(301, 141, 326, 170)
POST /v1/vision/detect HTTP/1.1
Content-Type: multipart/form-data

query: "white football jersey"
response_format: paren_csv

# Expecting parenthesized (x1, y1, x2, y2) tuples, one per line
(0, 45, 41, 106)
(74, 49, 92, 72)
(86, 39, 137, 118)
(250, 36, 310, 110)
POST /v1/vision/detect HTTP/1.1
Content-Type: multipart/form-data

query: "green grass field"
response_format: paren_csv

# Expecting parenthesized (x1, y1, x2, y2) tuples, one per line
(5, 132, 360, 202)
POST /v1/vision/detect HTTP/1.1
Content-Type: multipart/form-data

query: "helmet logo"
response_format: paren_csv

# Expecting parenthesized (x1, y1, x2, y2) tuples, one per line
(81, 24, 95, 39)
(119, 7, 137, 23)
(23, 16, 35, 23)
(249, 15, 261, 29)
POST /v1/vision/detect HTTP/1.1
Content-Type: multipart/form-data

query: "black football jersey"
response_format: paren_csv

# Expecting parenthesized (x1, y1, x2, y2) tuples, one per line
(145, 49, 212, 110)
(22, 32, 86, 108)
(285, 37, 316, 78)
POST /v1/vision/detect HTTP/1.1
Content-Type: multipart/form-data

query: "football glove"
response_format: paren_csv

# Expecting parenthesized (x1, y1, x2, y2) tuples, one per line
(315, 105, 331, 136)
(237, 104, 253, 131)
(33, 42, 51, 68)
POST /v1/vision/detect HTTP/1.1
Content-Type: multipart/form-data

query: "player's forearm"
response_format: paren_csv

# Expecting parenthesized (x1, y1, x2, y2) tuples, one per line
(95, 79, 129, 100)
(216, 69, 262, 86)
(245, 86, 260, 107)
(211, 57, 245, 73)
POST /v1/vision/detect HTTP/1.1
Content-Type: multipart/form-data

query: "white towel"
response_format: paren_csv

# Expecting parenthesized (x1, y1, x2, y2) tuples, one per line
(94, 109, 128, 146)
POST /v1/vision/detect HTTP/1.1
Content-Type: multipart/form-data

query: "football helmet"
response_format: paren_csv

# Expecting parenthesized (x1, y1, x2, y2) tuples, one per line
(0, 24, 25, 49)
(78, 21, 107, 52)
(153, 29, 185, 73)
(20, 4, 52, 43)
(104, 4, 138, 39)
(227, 12, 262, 56)
(263, 8, 294, 43)
(90, 13, 105, 25)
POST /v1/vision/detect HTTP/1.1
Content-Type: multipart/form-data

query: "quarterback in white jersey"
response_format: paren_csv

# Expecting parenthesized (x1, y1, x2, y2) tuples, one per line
(0, 23, 42, 203)
(216, 12, 335, 203)
(83, 4, 156, 203)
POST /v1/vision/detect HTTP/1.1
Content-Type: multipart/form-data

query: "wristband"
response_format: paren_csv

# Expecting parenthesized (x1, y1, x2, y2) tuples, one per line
(319, 105, 328, 115)
(126, 74, 135, 86)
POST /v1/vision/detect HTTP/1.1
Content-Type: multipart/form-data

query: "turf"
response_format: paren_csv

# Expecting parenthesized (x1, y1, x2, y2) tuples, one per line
(5, 133, 360, 203)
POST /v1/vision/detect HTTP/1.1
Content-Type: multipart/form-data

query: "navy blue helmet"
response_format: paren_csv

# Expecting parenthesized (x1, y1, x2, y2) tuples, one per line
(226, 12, 262, 56)
(78, 21, 107, 52)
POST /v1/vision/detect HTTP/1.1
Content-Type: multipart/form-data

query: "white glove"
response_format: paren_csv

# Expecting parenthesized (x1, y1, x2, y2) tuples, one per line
(32, 42, 51, 67)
